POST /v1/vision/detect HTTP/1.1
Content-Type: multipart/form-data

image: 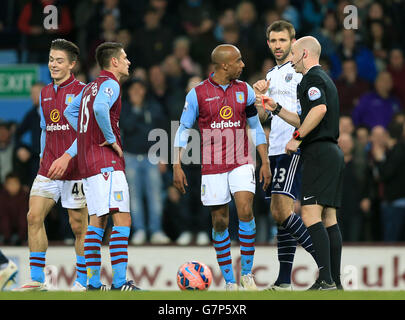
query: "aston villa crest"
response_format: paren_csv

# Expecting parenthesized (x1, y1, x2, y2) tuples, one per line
(285, 73, 293, 82)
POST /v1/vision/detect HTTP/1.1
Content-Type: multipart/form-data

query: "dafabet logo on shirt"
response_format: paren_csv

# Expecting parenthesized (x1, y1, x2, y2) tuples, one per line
(50, 109, 60, 122)
(219, 106, 233, 120)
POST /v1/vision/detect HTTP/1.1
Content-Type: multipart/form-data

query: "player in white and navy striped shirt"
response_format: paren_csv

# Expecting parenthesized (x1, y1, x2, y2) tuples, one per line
(253, 21, 319, 290)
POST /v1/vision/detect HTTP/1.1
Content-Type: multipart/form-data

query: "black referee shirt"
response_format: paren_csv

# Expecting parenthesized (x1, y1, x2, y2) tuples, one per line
(297, 65, 340, 148)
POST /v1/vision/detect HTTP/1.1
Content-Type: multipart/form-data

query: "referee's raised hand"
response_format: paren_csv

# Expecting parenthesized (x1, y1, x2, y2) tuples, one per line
(261, 95, 277, 112)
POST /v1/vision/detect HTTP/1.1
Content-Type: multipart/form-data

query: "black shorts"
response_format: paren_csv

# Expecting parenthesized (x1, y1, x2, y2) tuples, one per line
(300, 141, 344, 208)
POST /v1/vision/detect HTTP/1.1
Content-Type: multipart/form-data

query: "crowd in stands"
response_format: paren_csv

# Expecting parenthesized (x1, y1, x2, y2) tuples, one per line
(0, 0, 405, 245)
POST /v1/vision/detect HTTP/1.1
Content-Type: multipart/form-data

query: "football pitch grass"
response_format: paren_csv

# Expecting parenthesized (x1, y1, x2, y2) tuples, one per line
(1, 290, 405, 300)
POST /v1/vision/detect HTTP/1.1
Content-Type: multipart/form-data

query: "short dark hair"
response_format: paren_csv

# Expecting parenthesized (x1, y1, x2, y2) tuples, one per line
(50, 39, 80, 62)
(95, 42, 124, 69)
(266, 20, 295, 40)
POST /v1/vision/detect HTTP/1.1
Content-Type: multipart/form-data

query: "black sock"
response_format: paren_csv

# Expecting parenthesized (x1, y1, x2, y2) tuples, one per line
(327, 223, 342, 286)
(307, 222, 333, 284)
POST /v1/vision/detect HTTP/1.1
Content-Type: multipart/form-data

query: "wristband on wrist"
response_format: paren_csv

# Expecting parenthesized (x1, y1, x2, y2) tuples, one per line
(272, 103, 282, 115)
(293, 129, 303, 141)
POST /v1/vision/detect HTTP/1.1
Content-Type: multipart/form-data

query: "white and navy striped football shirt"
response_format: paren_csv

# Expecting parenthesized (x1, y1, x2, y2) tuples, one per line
(265, 61, 302, 156)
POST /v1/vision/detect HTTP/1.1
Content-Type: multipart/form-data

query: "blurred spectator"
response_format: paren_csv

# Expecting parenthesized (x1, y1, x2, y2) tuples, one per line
(179, 0, 216, 70)
(17, 0, 73, 63)
(310, 10, 339, 58)
(149, 0, 180, 34)
(148, 64, 184, 122)
(0, 0, 20, 49)
(120, 79, 170, 245)
(0, 121, 15, 184)
(86, 0, 132, 40)
(179, 0, 215, 37)
(213, 8, 236, 42)
(334, 59, 370, 116)
(387, 48, 405, 109)
(274, 0, 301, 33)
(329, 29, 377, 83)
(220, 24, 256, 81)
(14, 82, 45, 187)
(301, 0, 335, 34)
(339, 115, 355, 135)
(131, 6, 174, 69)
(366, 20, 392, 71)
(352, 71, 401, 130)
(365, 125, 388, 241)
(116, 28, 132, 52)
(162, 185, 184, 241)
(73, 0, 99, 64)
(235, 2, 261, 52)
(172, 36, 202, 77)
(364, 1, 396, 45)
(355, 125, 370, 151)
(263, 9, 281, 32)
(161, 54, 189, 92)
(0, 173, 29, 245)
(131, 67, 148, 83)
(338, 132, 372, 241)
(371, 121, 405, 241)
(87, 13, 118, 65)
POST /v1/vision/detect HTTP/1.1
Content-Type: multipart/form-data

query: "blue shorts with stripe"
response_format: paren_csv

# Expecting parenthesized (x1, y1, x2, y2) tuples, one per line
(265, 151, 302, 200)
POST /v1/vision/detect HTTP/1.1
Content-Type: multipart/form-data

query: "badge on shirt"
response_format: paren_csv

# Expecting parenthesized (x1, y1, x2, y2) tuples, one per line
(236, 91, 245, 103)
(285, 73, 293, 82)
(65, 94, 75, 105)
(308, 87, 321, 101)
(104, 87, 114, 98)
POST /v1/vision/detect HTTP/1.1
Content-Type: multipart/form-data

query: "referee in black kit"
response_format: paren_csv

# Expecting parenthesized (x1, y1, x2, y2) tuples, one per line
(261, 36, 344, 290)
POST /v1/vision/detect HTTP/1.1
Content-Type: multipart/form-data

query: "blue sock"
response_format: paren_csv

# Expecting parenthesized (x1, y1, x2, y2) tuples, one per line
(84, 225, 104, 288)
(283, 213, 316, 261)
(110, 226, 130, 288)
(275, 227, 297, 285)
(212, 228, 235, 284)
(239, 218, 256, 276)
(76, 255, 87, 287)
(30, 252, 46, 283)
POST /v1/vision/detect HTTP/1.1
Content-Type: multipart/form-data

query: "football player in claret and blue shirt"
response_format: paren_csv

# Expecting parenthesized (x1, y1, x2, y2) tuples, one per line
(15, 39, 88, 292)
(51, 42, 141, 291)
(173, 44, 271, 290)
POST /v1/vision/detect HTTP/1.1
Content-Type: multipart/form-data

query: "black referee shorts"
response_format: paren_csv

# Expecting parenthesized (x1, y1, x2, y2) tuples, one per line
(300, 141, 344, 208)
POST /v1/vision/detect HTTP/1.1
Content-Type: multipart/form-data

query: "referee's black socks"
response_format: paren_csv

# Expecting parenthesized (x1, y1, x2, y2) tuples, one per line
(307, 222, 334, 284)
(326, 223, 342, 287)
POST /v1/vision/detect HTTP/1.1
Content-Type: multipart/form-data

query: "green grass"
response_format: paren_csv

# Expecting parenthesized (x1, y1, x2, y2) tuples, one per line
(1, 290, 405, 300)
